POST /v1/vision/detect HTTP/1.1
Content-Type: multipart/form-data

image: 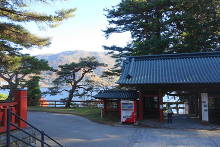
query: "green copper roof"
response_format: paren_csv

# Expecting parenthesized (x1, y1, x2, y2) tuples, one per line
(94, 90, 138, 99)
(118, 52, 220, 85)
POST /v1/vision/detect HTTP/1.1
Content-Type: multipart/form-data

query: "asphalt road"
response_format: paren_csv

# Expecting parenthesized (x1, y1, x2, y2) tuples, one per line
(28, 112, 220, 147)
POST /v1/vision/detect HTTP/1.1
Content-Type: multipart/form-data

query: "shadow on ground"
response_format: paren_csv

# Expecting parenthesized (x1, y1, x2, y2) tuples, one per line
(140, 114, 220, 130)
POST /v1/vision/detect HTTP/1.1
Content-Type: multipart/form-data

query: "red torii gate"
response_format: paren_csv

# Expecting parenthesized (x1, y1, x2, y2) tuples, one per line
(0, 89, 27, 133)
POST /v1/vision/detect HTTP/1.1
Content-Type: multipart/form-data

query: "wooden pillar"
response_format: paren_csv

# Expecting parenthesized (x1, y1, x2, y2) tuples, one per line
(159, 91, 164, 122)
(201, 93, 209, 122)
(103, 100, 108, 116)
(198, 96, 202, 119)
(176, 104, 179, 115)
(138, 92, 143, 121)
(2, 108, 7, 132)
(14, 89, 27, 128)
(117, 100, 121, 120)
(184, 101, 189, 114)
(0, 110, 3, 126)
(134, 100, 137, 123)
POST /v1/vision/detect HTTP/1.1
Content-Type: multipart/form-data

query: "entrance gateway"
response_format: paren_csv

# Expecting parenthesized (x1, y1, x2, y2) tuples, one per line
(95, 52, 220, 124)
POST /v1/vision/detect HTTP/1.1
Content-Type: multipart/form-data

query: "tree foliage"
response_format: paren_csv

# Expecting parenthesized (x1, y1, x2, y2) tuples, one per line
(0, 55, 51, 98)
(0, 0, 76, 55)
(49, 57, 106, 108)
(26, 76, 41, 106)
(0, 0, 75, 95)
(104, 0, 220, 76)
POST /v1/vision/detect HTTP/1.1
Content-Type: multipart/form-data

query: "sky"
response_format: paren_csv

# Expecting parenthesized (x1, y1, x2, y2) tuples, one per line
(22, 0, 131, 55)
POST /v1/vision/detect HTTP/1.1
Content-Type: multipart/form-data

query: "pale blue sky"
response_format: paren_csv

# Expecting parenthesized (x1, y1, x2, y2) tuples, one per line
(22, 0, 131, 55)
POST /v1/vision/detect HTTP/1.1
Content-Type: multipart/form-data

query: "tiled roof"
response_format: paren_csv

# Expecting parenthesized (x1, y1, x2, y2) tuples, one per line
(94, 90, 138, 99)
(118, 52, 220, 85)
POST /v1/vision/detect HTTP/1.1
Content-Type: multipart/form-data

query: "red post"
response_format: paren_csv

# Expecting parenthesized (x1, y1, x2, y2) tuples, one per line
(134, 100, 137, 123)
(138, 92, 143, 121)
(14, 89, 27, 128)
(3, 108, 7, 130)
(103, 100, 108, 116)
(0, 110, 3, 125)
(117, 100, 121, 120)
(158, 91, 164, 122)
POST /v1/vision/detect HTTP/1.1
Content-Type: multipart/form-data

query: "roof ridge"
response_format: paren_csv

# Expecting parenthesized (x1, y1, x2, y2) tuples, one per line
(127, 51, 220, 60)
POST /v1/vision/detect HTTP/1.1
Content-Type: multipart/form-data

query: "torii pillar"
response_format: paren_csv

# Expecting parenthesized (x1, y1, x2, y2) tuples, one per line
(14, 89, 27, 128)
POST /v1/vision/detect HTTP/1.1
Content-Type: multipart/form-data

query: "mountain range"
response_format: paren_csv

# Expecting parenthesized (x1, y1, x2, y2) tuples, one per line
(36, 50, 115, 86)
(36, 50, 115, 68)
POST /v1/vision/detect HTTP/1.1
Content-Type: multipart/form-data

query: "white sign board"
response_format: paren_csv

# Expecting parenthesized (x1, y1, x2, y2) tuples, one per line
(201, 93, 209, 122)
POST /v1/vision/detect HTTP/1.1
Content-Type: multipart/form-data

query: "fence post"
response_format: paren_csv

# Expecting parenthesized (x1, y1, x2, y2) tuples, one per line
(41, 131, 45, 147)
(14, 89, 27, 128)
(6, 108, 12, 147)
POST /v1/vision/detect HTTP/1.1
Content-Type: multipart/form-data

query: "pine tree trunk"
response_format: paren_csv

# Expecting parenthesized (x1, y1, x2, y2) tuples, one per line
(65, 90, 74, 108)
(65, 100, 71, 108)
(8, 85, 16, 101)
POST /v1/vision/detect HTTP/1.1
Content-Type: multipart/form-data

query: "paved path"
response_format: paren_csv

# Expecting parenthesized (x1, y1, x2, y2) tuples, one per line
(28, 112, 220, 147)
(141, 115, 220, 130)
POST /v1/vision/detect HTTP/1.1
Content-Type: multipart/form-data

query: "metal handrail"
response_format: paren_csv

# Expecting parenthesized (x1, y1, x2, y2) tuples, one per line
(6, 108, 63, 147)
(10, 110, 62, 146)
(10, 123, 51, 146)
(12, 111, 62, 146)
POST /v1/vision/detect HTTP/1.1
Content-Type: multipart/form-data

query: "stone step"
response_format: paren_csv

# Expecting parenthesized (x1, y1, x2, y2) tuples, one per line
(0, 127, 37, 147)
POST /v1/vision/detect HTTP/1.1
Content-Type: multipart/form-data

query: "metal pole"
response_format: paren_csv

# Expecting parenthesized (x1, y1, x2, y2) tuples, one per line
(6, 108, 12, 147)
(41, 131, 45, 147)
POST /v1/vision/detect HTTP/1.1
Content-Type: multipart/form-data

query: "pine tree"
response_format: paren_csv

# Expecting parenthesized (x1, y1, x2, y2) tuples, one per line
(26, 76, 41, 106)
(49, 57, 105, 108)
(170, 0, 220, 52)
(0, 0, 75, 97)
(103, 0, 220, 76)
(0, 0, 76, 55)
(0, 55, 51, 99)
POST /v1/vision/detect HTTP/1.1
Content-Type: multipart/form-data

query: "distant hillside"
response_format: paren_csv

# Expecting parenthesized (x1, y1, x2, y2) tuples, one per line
(37, 50, 115, 68)
(36, 50, 115, 87)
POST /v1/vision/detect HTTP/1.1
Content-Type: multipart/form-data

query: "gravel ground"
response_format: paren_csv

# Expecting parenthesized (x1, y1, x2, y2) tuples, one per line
(28, 112, 220, 147)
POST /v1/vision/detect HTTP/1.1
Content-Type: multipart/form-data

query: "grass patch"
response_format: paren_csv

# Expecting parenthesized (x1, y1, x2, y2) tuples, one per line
(0, 93, 8, 101)
(28, 106, 119, 124)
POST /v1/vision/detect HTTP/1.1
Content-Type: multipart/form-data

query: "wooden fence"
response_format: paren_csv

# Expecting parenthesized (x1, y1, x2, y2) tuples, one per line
(39, 100, 185, 114)
(39, 100, 103, 108)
